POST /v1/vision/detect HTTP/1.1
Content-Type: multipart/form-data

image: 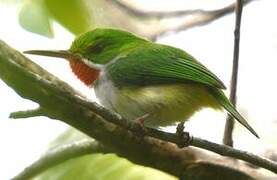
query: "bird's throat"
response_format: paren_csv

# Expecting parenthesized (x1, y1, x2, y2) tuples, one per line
(69, 59, 100, 86)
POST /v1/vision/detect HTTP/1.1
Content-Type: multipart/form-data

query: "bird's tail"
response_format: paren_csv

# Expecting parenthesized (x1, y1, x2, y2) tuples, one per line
(210, 88, 259, 138)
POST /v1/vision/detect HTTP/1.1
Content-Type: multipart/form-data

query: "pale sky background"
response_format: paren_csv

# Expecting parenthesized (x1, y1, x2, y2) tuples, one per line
(0, 0, 277, 179)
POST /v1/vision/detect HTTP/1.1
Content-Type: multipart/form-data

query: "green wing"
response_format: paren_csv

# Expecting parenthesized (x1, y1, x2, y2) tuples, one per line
(107, 43, 226, 89)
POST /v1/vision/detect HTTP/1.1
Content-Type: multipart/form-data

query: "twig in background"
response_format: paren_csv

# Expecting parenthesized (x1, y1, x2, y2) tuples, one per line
(110, 0, 253, 19)
(109, 0, 255, 40)
(223, 0, 244, 147)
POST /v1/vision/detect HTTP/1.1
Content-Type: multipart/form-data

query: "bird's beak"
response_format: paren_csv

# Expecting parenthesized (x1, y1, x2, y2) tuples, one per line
(23, 50, 79, 60)
(24, 49, 101, 86)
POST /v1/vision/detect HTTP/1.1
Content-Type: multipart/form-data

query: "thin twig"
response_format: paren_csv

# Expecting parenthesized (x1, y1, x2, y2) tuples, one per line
(109, 0, 212, 19)
(113, 120, 277, 174)
(109, 0, 255, 40)
(9, 107, 46, 119)
(223, 0, 243, 147)
(151, 0, 254, 40)
(13, 140, 105, 180)
(110, 0, 253, 20)
(192, 137, 277, 174)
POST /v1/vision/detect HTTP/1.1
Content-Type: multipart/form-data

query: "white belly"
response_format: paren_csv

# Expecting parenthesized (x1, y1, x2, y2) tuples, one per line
(94, 73, 220, 127)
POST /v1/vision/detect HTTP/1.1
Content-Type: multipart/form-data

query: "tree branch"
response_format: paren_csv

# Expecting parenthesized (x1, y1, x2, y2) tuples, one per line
(109, 0, 217, 19)
(0, 40, 275, 178)
(152, 0, 255, 40)
(192, 137, 277, 173)
(9, 107, 46, 119)
(13, 140, 105, 180)
(108, 0, 255, 40)
(223, 0, 244, 147)
(110, 0, 254, 20)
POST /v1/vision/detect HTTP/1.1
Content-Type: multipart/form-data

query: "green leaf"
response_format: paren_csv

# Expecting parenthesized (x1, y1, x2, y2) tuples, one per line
(45, 0, 93, 35)
(18, 0, 53, 38)
(32, 153, 177, 180)
(48, 128, 91, 149)
(30, 129, 177, 180)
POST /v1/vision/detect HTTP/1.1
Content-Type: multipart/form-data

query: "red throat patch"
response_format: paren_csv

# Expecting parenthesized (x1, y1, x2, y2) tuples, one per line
(69, 59, 100, 86)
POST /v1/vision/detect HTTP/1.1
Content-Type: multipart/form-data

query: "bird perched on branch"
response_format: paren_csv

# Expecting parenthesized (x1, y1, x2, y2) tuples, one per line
(24, 28, 259, 138)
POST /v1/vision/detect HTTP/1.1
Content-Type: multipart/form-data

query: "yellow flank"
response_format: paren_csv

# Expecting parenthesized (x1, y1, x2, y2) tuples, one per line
(112, 83, 222, 127)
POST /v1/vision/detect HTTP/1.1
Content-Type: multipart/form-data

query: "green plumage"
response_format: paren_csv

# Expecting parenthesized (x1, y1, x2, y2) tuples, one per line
(25, 28, 259, 138)
(106, 43, 226, 89)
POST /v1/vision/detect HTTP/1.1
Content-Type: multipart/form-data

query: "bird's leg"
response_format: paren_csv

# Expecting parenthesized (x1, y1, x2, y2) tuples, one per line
(176, 122, 192, 148)
(132, 113, 150, 136)
(176, 122, 185, 135)
(134, 113, 150, 127)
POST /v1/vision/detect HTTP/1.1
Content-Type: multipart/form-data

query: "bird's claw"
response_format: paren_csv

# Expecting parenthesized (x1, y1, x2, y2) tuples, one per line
(176, 122, 191, 148)
(132, 113, 150, 137)
(134, 113, 150, 128)
(176, 122, 185, 135)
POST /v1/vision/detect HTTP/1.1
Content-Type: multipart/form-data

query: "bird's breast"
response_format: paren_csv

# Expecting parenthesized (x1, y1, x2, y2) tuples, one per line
(94, 73, 220, 127)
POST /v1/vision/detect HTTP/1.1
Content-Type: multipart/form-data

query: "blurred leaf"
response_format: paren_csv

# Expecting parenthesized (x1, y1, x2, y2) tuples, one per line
(0, 0, 22, 5)
(18, 0, 53, 38)
(48, 128, 91, 149)
(32, 153, 177, 180)
(45, 0, 93, 35)
(34, 128, 176, 180)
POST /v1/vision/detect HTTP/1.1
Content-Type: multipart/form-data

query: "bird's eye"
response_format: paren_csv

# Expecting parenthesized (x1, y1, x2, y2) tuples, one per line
(87, 43, 104, 54)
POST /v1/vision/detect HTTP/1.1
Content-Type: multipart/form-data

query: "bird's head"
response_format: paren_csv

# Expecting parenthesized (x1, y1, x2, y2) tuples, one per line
(24, 28, 147, 86)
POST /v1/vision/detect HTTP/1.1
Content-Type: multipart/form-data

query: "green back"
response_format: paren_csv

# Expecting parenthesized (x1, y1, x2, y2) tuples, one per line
(106, 43, 226, 89)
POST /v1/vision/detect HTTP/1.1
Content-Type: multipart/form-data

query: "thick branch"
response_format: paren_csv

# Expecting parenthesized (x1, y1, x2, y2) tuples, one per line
(223, 0, 244, 147)
(13, 140, 105, 180)
(0, 41, 274, 178)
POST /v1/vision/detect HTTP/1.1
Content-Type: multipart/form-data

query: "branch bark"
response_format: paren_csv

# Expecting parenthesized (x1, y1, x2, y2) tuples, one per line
(0, 40, 275, 179)
(223, 0, 244, 147)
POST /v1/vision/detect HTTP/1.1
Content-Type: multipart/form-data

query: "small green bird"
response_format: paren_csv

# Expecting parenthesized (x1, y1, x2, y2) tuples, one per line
(24, 28, 258, 138)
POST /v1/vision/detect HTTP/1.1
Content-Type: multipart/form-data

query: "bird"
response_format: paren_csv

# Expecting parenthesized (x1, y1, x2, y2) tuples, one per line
(24, 28, 259, 138)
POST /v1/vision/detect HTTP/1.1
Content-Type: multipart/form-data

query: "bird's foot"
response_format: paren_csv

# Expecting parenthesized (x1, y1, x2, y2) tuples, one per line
(132, 113, 150, 136)
(134, 113, 150, 128)
(176, 122, 185, 135)
(176, 122, 192, 148)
